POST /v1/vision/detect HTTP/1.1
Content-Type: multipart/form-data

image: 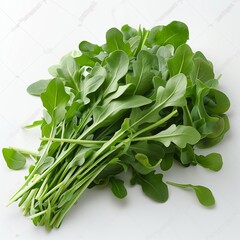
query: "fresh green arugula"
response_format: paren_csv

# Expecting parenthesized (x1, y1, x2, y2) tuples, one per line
(2, 21, 230, 230)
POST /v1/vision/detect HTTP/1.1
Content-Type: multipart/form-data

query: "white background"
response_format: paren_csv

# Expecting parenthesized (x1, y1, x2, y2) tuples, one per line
(0, 0, 239, 239)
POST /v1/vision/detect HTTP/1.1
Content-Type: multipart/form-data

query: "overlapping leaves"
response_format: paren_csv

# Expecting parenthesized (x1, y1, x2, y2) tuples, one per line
(2, 21, 230, 230)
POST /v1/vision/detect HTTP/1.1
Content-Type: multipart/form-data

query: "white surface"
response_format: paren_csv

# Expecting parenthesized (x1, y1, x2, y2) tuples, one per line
(0, 0, 239, 239)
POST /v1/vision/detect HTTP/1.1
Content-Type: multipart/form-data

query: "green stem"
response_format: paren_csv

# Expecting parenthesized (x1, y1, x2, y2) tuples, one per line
(132, 109, 177, 137)
(41, 137, 106, 145)
(53, 161, 108, 228)
(9, 127, 56, 204)
(10, 147, 38, 157)
(166, 181, 189, 188)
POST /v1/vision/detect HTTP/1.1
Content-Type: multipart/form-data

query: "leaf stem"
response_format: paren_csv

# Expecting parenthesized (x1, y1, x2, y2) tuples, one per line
(9, 147, 38, 157)
(40, 137, 106, 145)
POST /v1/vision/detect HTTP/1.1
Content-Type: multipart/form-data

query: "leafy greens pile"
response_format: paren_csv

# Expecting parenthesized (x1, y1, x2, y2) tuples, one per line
(2, 21, 230, 230)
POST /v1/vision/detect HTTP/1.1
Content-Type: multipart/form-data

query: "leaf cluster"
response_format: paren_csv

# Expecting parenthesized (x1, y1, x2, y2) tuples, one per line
(2, 21, 230, 230)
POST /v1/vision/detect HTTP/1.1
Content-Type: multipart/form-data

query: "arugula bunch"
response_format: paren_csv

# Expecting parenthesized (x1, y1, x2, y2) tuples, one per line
(2, 21, 230, 230)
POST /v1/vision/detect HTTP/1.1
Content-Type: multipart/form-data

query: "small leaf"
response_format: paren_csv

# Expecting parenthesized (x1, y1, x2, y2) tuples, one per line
(110, 178, 127, 199)
(160, 153, 174, 171)
(167, 182, 215, 206)
(135, 172, 169, 203)
(24, 120, 43, 129)
(193, 185, 215, 206)
(27, 80, 50, 96)
(135, 153, 161, 169)
(196, 153, 223, 171)
(2, 148, 26, 170)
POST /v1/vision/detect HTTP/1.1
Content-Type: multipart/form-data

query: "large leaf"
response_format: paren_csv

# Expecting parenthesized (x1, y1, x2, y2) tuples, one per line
(132, 73, 187, 126)
(41, 78, 70, 124)
(126, 50, 155, 95)
(147, 21, 189, 49)
(103, 28, 131, 55)
(57, 55, 80, 91)
(93, 95, 152, 128)
(168, 44, 194, 77)
(191, 51, 214, 82)
(103, 50, 129, 97)
(145, 124, 201, 148)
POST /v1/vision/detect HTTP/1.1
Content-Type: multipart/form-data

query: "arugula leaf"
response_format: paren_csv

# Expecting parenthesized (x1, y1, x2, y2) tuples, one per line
(133, 172, 168, 203)
(126, 50, 155, 95)
(2, 148, 26, 170)
(103, 28, 131, 55)
(103, 50, 129, 97)
(41, 78, 70, 124)
(27, 80, 50, 96)
(24, 120, 43, 129)
(57, 55, 80, 91)
(168, 44, 194, 77)
(196, 153, 223, 171)
(4, 22, 230, 230)
(167, 182, 215, 207)
(136, 124, 201, 148)
(110, 178, 127, 199)
(147, 21, 189, 48)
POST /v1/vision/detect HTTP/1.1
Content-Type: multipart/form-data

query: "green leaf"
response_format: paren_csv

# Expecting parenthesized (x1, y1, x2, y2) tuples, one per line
(94, 162, 125, 185)
(2, 148, 26, 170)
(104, 28, 131, 55)
(197, 114, 230, 148)
(167, 182, 215, 206)
(160, 153, 174, 171)
(126, 50, 155, 95)
(146, 124, 201, 148)
(180, 144, 196, 165)
(191, 51, 214, 82)
(196, 153, 223, 171)
(36, 156, 54, 174)
(81, 66, 106, 104)
(27, 80, 51, 96)
(103, 50, 129, 97)
(41, 78, 70, 124)
(121, 24, 138, 40)
(57, 55, 80, 91)
(147, 21, 189, 49)
(205, 89, 230, 114)
(132, 74, 187, 126)
(168, 44, 194, 77)
(24, 120, 43, 129)
(156, 45, 174, 80)
(68, 148, 95, 169)
(134, 172, 169, 203)
(79, 40, 102, 58)
(110, 178, 127, 199)
(103, 83, 135, 105)
(93, 95, 152, 128)
(135, 153, 161, 169)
